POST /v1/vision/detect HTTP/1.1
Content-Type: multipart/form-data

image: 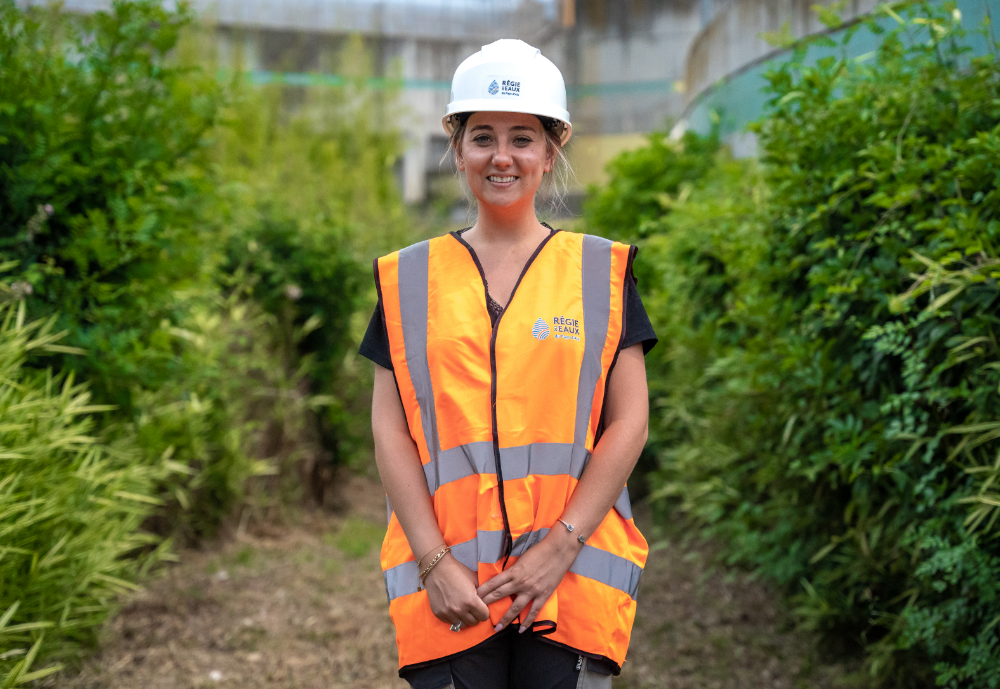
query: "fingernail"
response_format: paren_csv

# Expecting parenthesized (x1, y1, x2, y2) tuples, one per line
(518, 626, 527, 634)
(494, 623, 503, 632)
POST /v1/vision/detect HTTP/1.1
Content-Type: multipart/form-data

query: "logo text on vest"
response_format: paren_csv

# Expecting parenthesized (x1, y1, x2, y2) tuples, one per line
(550, 316, 580, 341)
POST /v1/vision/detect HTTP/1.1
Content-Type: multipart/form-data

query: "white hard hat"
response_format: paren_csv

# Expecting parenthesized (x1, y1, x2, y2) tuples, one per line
(443, 39, 572, 145)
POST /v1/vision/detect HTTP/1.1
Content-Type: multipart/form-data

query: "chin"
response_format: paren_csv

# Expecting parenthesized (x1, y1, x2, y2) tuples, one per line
(479, 194, 524, 209)
(474, 186, 540, 209)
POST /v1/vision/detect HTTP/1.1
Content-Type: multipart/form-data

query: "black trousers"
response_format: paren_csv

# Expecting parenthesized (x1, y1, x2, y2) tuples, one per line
(399, 626, 613, 689)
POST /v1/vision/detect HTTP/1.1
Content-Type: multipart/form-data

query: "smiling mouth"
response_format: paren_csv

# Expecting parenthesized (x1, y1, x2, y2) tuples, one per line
(487, 175, 517, 183)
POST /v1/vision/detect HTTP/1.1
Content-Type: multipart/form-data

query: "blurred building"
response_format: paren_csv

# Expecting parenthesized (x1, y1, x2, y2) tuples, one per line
(30, 0, 911, 203)
(37, 0, 710, 203)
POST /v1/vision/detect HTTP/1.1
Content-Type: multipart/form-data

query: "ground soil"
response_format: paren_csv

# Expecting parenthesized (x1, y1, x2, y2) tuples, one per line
(65, 475, 863, 689)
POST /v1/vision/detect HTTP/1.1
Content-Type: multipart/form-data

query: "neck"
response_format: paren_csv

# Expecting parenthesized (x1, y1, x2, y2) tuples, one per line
(467, 195, 548, 246)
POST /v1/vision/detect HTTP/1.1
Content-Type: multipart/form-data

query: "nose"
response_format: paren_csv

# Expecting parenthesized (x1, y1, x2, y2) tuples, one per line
(491, 140, 513, 169)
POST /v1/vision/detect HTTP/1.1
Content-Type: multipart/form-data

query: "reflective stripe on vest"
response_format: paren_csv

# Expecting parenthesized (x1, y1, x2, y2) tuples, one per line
(375, 231, 648, 673)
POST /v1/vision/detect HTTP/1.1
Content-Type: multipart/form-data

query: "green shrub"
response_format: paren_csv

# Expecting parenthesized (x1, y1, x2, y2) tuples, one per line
(0, 0, 222, 412)
(128, 290, 311, 539)
(587, 3, 1000, 684)
(0, 0, 281, 542)
(583, 129, 718, 245)
(1, 0, 391, 537)
(212, 38, 410, 469)
(0, 285, 166, 678)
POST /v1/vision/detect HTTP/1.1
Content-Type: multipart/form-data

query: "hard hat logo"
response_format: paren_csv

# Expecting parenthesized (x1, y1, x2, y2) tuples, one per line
(443, 38, 572, 145)
(485, 78, 521, 98)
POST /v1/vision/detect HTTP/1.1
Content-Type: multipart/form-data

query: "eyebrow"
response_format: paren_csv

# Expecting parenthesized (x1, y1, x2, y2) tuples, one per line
(469, 124, 539, 133)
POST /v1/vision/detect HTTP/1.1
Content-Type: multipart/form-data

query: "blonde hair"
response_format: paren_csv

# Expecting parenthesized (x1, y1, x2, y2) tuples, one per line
(443, 114, 573, 216)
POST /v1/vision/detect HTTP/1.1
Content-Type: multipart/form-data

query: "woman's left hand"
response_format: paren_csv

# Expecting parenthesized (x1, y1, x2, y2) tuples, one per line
(476, 527, 582, 633)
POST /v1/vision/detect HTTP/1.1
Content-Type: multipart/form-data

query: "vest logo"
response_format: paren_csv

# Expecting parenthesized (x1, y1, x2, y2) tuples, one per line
(551, 316, 580, 341)
(532, 316, 580, 342)
(488, 79, 499, 95)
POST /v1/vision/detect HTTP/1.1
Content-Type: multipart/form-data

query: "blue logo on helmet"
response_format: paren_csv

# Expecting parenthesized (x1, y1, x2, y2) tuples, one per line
(531, 318, 550, 340)
(488, 79, 499, 95)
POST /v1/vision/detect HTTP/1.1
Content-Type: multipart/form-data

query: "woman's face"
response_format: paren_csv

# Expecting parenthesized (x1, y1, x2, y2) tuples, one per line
(456, 111, 554, 210)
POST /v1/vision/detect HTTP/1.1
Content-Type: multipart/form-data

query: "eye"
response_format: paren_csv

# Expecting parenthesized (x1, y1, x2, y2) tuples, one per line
(473, 134, 492, 145)
(513, 135, 533, 146)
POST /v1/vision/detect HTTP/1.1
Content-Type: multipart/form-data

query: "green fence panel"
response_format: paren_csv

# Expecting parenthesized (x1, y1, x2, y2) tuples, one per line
(684, 0, 1000, 138)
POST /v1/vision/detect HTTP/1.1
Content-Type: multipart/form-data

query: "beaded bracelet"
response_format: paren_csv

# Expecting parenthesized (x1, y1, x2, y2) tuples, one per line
(417, 545, 451, 589)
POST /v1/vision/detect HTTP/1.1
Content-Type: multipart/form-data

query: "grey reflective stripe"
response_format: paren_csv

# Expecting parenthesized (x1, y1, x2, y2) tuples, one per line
(575, 236, 613, 447)
(384, 560, 419, 603)
(426, 442, 592, 494)
(510, 527, 550, 556)
(398, 241, 441, 480)
(498, 444, 590, 481)
(424, 441, 494, 496)
(384, 531, 642, 602)
(478, 527, 550, 563)
(613, 486, 632, 520)
(383, 537, 479, 603)
(477, 528, 642, 599)
(570, 544, 643, 599)
(386, 497, 393, 524)
(476, 529, 507, 565)
(451, 538, 479, 572)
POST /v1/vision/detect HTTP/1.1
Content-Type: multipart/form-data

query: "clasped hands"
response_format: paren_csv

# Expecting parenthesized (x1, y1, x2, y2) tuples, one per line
(423, 527, 583, 633)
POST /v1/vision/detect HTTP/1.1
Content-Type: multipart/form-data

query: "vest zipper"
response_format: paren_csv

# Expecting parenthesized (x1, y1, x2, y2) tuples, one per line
(451, 228, 559, 569)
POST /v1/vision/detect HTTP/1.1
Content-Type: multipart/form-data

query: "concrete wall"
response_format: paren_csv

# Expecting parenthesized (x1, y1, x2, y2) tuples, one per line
(684, 0, 878, 105)
(34, 0, 519, 40)
(561, 0, 701, 136)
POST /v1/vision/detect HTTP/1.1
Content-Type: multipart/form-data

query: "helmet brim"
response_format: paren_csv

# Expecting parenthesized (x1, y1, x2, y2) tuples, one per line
(442, 100, 572, 146)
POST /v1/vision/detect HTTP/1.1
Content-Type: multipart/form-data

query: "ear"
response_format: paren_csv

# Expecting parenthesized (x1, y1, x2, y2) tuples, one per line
(455, 146, 466, 172)
(543, 144, 557, 174)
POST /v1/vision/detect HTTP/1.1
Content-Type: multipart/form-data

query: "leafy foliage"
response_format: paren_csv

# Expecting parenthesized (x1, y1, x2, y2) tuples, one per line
(0, 0, 406, 674)
(212, 50, 410, 467)
(0, 288, 167, 678)
(0, 0, 221, 410)
(583, 129, 718, 243)
(587, 3, 1000, 684)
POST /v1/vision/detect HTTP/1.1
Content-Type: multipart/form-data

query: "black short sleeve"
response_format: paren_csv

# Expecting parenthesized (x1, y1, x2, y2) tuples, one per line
(358, 298, 393, 370)
(622, 272, 658, 354)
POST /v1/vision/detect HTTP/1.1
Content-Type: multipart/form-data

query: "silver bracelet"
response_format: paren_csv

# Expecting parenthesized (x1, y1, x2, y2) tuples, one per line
(558, 518, 586, 544)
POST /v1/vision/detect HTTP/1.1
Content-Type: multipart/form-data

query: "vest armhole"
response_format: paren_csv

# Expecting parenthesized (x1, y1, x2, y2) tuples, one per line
(594, 244, 637, 446)
(374, 256, 405, 405)
(373, 257, 388, 342)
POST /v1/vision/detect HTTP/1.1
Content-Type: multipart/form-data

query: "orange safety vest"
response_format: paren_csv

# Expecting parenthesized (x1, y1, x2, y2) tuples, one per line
(375, 229, 648, 674)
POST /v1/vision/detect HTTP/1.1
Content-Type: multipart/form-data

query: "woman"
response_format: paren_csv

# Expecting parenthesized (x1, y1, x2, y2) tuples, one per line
(359, 39, 656, 689)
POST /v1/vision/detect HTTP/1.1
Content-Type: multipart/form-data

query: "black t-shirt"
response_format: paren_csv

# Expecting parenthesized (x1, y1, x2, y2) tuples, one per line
(358, 260, 657, 370)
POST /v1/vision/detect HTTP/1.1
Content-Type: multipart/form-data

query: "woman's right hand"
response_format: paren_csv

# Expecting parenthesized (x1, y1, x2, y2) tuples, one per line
(424, 554, 491, 628)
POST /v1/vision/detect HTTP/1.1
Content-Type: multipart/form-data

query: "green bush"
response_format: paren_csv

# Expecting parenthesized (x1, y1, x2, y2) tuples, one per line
(0, 285, 167, 679)
(0, 0, 278, 542)
(128, 290, 311, 539)
(0, 0, 407, 673)
(212, 37, 410, 469)
(587, 3, 1000, 684)
(0, 0, 221, 411)
(1, 0, 397, 532)
(583, 129, 718, 244)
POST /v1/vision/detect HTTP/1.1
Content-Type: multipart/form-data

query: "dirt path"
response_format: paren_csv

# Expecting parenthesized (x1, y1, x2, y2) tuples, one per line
(67, 476, 858, 689)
